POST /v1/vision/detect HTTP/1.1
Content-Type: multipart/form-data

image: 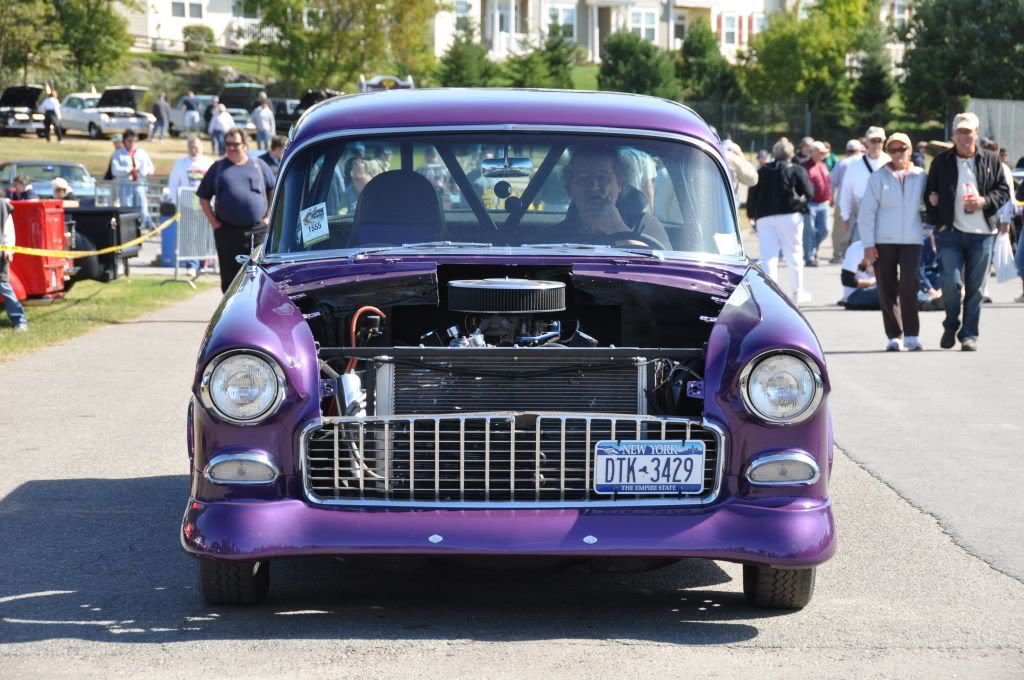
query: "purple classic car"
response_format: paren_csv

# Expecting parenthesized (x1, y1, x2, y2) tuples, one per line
(181, 89, 835, 609)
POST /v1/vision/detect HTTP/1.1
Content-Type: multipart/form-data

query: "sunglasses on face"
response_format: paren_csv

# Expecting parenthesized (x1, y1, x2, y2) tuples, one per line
(887, 145, 908, 153)
(225, 141, 243, 149)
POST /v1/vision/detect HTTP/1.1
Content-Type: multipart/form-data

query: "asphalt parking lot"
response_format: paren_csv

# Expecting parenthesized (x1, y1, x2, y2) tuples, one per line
(1, 254, 1023, 678)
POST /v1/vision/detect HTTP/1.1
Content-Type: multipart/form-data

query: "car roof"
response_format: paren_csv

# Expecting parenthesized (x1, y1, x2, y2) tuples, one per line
(65, 92, 100, 99)
(2, 160, 88, 168)
(291, 88, 717, 148)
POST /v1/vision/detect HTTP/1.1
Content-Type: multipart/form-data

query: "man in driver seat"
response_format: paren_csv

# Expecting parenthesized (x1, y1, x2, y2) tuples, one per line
(545, 146, 670, 248)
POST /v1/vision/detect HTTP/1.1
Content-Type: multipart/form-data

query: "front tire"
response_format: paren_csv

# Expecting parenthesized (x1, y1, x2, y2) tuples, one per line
(197, 557, 270, 605)
(88, 123, 102, 139)
(742, 564, 815, 609)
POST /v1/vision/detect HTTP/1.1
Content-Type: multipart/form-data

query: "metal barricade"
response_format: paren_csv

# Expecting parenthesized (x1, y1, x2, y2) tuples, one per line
(164, 187, 218, 288)
(92, 179, 162, 227)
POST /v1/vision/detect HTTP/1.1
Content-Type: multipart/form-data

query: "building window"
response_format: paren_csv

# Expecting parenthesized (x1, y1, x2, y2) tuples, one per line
(189, 2, 202, 18)
(232, 0, 259, 19)
(723, 14, 737, 46)
(673, 12, 687, 50)
(455, 0, 471, 32)
(630, 10, 657, 43)
(171, 1, 185, 17)
(892, 1, 909, 29)
(546, 4, 576, 39)
(753, 13, 766, 34)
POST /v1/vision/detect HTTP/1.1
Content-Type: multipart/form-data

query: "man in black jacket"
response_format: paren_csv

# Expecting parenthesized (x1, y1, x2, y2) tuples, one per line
(925, 112, 1009, 351)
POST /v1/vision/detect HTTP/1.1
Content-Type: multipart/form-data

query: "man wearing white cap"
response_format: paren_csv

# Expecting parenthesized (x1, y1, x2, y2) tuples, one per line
(924, 111, 1010, 351)
(829, 139, 863, 262)
(839, 127, 890, 249)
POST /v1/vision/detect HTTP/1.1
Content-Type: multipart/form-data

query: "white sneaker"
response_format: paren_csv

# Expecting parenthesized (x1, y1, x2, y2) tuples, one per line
(886, 338, 902, 352)
(903, 336, 923, 352)
(796, 291, 813, 305)
(13, 324, 28, 333)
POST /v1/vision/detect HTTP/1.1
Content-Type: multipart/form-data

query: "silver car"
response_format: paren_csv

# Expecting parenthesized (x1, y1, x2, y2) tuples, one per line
(61, 87, 155, 140)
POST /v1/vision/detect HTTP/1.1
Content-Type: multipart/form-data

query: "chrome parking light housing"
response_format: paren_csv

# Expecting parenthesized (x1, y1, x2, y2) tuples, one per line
(204, 452, 280, 485)
(745, 452, 821, 486)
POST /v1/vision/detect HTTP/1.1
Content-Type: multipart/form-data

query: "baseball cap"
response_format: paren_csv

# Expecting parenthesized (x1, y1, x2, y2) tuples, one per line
(952, 112, 979, 131)
(865, 126, 886, 141)
(811, 141, 828, 153)
(884, 132, 912, 150)
(52, 177, 71, 191)
(846, 139, 862, 152)
(111, 133, 123, 142)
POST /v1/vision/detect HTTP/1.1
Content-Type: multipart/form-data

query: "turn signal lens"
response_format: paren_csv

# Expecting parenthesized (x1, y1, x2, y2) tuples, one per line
(746, 453, 819, 485)
(206, 455, 279, 485)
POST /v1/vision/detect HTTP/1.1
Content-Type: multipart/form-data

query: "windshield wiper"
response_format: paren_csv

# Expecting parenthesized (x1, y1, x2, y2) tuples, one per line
(349, 241, 494, 259)
(527, 243, 664, 259)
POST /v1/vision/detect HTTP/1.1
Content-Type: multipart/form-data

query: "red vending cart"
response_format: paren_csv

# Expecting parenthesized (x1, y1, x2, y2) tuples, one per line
(9, 199, 68, 301)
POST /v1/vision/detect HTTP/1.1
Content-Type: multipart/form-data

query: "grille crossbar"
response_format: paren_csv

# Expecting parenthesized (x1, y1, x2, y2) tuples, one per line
(303, 413, 721, 507)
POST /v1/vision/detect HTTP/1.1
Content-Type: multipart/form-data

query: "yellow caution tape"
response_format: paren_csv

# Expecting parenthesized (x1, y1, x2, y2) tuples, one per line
(0, 213, 179, 258)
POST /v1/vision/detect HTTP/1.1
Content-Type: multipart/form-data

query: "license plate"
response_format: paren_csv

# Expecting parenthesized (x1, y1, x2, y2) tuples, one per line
(593, 440, 705, 495)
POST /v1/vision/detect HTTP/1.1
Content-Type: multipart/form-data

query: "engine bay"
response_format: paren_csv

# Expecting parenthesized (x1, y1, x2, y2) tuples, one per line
(291, 265, 722, 420)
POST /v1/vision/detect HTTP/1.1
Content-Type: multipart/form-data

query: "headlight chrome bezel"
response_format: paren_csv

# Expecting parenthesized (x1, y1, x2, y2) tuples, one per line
(738, 350, 824, 425)
(199, 349, 287, 425)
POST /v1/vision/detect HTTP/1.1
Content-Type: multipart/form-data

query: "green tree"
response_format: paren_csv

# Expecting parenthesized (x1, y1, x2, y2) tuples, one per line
(597, 31, 679, 100)
(540, 24, 576, 90)
(675, 18, 740, 102)
(901, 0, 1024, 121)
(0, 0, 54, 84)
(54, 0, 135, 85)
(436, 25, 499, 87)
(851, 28, 894, 130)
(182, 25, 217, 55)
(504, 47, 554, 88)
(258, 0, 440, 93)
(389, 0, 443, 84)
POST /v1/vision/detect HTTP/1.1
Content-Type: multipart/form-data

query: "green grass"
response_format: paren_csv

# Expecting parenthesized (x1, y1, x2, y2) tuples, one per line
(0, 135, 190, 177)
(0, 278, 215, 361)
(572, 65, 599, 91)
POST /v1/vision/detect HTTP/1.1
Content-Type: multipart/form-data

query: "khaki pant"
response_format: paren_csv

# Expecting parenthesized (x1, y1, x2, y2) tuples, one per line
(831, 204, 852, 260)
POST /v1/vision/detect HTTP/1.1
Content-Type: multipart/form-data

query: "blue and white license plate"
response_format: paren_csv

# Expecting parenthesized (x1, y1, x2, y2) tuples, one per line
(593, 440, 705, 495)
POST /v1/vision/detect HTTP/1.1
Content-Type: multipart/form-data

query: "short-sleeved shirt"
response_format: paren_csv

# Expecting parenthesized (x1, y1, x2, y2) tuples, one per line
(196, 157, 276, 227)
(183, 97, 198, 112)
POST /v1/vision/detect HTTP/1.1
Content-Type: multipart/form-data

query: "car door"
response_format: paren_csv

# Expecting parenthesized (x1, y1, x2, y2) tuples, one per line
(62, 97, 83, 132)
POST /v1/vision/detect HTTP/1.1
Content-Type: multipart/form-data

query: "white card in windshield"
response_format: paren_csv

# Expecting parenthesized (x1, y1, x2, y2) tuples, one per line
(300, 202, 329, 246)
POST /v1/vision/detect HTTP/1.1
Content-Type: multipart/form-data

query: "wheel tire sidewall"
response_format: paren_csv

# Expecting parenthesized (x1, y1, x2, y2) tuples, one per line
(88, 123, 100, 139)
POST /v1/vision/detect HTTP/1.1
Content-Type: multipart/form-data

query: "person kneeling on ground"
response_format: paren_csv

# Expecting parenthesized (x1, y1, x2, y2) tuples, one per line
(839, 240, 879, 310)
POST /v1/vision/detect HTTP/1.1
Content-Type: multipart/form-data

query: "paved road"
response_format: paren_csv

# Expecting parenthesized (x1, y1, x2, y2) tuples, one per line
(1, 263, 1023, 677)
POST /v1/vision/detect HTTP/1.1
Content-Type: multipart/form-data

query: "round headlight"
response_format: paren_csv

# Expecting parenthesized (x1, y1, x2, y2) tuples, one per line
(203, 352, 284, 423)
(741, 353, 822, 423)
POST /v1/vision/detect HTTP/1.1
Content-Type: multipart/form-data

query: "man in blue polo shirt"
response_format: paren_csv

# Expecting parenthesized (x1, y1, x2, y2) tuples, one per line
(196, 128, 276, 292)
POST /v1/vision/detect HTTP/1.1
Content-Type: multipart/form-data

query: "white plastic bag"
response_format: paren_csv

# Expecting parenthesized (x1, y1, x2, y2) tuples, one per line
(993, 231, 1016, 283)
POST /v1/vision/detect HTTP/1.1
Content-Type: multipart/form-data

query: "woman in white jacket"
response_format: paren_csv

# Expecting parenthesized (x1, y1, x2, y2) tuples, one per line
(858, 132, 928, 351)
(207, 104, 235, 156)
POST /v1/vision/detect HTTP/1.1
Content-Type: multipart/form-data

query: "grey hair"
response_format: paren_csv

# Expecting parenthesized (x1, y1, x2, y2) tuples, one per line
(772, 137, 795, 160)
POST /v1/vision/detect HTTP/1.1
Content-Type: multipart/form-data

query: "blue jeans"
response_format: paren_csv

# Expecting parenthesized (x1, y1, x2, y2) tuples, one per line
(256, 129, 271, 150)
(211, 130, 225, 156)
(803, 202, 829, 262)
(845, 286, 880, 309)
(152, 120, 168, 141)
(937, 228, 995, 341)
(1016, 229, 1024, 278)
(1, 260, 26, 328)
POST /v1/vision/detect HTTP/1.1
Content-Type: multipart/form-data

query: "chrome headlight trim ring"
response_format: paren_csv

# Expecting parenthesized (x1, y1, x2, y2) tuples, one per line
(199, 349, 288, 425)
(738, 350, 824, 426)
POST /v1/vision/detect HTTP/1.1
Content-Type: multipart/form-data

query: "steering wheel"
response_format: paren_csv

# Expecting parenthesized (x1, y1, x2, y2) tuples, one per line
(605, 231, 668, 250)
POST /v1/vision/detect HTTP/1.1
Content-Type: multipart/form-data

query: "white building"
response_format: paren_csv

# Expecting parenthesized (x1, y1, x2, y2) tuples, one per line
(120, 0, 270, 52)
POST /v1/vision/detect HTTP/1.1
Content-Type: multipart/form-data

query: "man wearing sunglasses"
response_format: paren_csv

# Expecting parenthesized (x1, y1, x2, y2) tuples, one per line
(838, 126, 891, 248)
(924, 112, 1009, 351)
(196, 128, 277, 292)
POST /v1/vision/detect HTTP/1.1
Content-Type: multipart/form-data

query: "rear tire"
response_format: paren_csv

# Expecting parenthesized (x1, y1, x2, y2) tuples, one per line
(197, 557, 270, 605)
(742, 564, 815, 609)
(70, 232, 102, 282)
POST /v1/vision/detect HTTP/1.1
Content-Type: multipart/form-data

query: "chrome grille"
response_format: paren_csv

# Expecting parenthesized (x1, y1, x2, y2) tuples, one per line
(380, 357, 644, 415)
(303, 413, 722, 507)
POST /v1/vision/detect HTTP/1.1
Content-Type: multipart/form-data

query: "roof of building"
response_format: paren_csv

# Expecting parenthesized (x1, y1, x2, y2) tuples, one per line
(290, 88, 717, 147)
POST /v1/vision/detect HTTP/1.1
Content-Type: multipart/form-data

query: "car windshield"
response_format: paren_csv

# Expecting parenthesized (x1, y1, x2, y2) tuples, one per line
(18, 164, 90, 183)
(266, 132, 740, 259)
(83, 97, 99, 108)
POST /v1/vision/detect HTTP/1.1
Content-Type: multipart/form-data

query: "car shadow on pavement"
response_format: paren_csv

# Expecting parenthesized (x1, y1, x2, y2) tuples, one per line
(0, 476, 785, 646)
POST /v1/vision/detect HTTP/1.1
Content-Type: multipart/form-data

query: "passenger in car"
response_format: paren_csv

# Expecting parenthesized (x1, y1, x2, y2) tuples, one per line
(335, 158, 381, 217)
(537, 146, 670, 248)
